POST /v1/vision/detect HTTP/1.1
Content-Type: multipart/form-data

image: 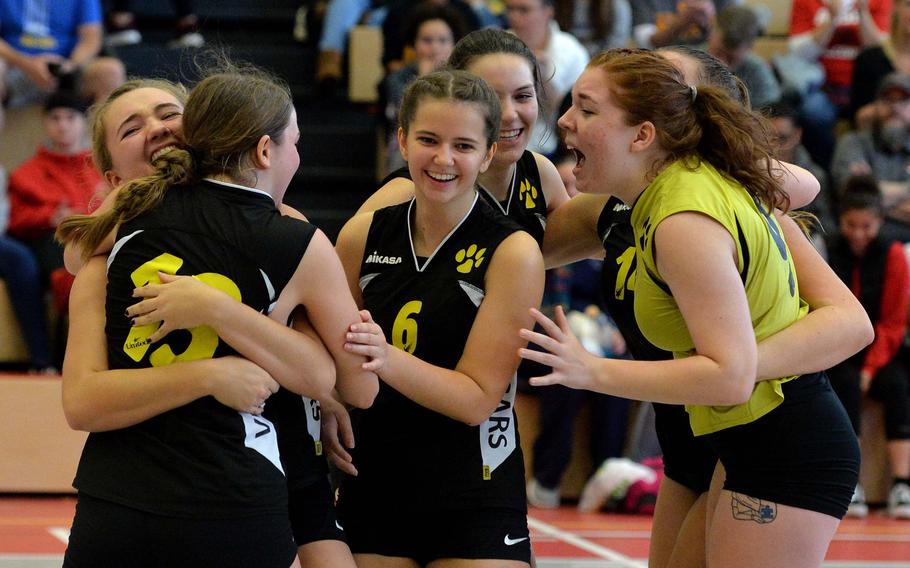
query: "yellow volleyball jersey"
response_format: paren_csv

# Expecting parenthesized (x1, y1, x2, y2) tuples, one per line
(631, 159, 809, 435)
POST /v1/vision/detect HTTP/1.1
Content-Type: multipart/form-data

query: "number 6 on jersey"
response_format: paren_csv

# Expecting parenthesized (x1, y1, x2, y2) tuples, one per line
(392, 300, 422, 353)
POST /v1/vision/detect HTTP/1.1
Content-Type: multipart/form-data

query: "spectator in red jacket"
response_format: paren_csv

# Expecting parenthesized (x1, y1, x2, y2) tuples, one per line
(9, 91, 105, 292)
(788, 0, 892, 167)
(790, 0, 891, 105)
(827, 175, 910, 520)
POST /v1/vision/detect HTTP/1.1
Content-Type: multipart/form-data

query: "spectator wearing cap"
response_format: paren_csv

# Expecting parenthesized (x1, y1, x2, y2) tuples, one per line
(832, 73, 910, 241)
(707, 4, 781, 109)
(8, 91, 105, 285)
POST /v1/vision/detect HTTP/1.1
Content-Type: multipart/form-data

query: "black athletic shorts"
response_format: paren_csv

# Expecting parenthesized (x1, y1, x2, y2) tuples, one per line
(64, 493, 297, 567)
(342, 504, 531, 564)
(706, 372, 860, 519)
(653, 402, 717, 494)
(289, 475, 346, 546)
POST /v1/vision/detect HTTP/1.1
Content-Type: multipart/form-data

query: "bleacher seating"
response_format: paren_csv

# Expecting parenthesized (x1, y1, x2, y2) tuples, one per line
(106, 0, 380, 241)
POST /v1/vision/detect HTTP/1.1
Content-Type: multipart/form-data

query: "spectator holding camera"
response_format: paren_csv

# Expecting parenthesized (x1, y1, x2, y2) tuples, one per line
(631, 0, 737, 49)
(788, 0, 891, 167)
(0, 0, 123, 123)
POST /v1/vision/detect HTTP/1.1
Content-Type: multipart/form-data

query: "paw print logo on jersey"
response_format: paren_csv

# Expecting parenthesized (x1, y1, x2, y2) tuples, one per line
(455, 244, 487, 274)
(519, 179, 538, 209)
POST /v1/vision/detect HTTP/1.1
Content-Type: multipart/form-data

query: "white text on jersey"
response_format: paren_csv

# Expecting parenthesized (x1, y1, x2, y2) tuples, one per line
(365, 251, 403, 265)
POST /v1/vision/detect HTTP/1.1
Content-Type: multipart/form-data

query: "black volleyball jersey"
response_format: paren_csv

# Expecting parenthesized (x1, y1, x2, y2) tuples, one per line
(381, 150, 548, 247)
(344, 194, 527, 511)
(596, 196, 669, 362)
(74, 179, 316, 519)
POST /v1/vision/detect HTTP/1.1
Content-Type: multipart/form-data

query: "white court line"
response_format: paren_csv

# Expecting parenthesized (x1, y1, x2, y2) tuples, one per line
(47, 528, 69, 545)
(541, 529, 910, 543)
(833, 533, 910, 543)
(823, 563, 910, 567)
(541, 530, 652, 540)
(527, 516, 647, 568)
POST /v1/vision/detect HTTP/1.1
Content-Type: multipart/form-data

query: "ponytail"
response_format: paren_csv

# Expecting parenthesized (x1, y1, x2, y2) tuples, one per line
(689, 85, 789, 212)
(589, 49, 788, 211)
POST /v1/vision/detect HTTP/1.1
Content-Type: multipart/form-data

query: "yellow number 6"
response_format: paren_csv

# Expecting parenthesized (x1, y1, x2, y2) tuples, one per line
(392, 300, 422, 354)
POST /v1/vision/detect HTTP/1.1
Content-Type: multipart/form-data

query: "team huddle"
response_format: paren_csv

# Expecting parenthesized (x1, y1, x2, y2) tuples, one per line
(56, 28, 873, 568)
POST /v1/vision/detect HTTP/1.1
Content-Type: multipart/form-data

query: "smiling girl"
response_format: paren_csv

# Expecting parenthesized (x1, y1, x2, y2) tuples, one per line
(335, 69, 544, 568)
(362, 28, 570, 248)
(521, 49, 867, 567)
(57, 69, 375, 566)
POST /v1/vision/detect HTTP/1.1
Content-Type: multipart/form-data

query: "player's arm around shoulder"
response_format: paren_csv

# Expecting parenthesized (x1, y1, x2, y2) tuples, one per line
(533, 152, 570, 213)
(542, 192, 609, 268)
(279, 203, 308, 221)
(295, 225, 379, 409)
(455, 230, 545, 419)
(334, 211, 374, 307)
(356, 177, 415, 216)
(773, 159, 820, 210)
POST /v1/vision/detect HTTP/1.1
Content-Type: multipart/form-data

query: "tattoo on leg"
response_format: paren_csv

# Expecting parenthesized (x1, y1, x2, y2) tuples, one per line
(731, 492, 777, 524)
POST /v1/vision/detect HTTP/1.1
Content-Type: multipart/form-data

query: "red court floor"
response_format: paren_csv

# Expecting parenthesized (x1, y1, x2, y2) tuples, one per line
(1, 496, 908, 566)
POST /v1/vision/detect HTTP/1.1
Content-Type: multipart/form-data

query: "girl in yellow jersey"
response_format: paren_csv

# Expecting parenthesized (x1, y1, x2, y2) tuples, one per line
(520, 48, 868, 568)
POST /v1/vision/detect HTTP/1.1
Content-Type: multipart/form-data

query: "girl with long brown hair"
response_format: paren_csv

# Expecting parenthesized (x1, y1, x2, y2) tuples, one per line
(57, 69, 376, 566)
(521, 48, 868, 567)
(336, 69, 543, 568)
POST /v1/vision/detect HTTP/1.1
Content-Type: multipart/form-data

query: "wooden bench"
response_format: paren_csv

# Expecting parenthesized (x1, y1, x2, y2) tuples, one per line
(348, 25, 384, 103)
(745, 0, 792, 37)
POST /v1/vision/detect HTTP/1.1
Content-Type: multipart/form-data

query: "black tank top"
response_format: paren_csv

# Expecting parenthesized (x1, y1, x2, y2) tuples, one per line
(342, 195, 528, 511)
(596, 196, 670, 362)
(75, 179, 315, 518)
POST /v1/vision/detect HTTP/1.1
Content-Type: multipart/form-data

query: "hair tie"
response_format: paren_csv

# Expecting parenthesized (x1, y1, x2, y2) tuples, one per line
(689, 84, 698, 102)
